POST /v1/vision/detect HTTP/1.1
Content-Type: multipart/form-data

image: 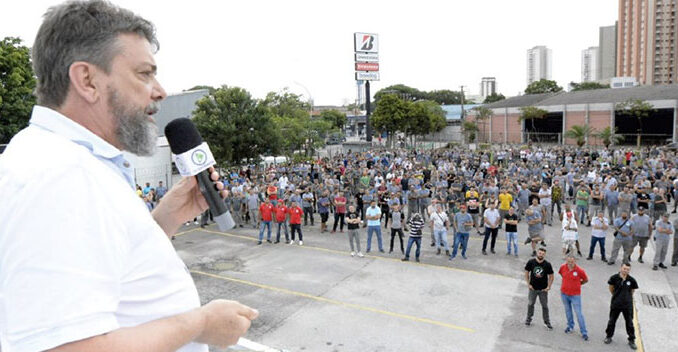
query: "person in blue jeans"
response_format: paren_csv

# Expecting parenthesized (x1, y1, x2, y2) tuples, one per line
(402, 213, 425, 262)
(504, 207, 519, 256)
(365, 201, 384, 253)
(558, 256, 589, 341)
(451, 205, 473, 259)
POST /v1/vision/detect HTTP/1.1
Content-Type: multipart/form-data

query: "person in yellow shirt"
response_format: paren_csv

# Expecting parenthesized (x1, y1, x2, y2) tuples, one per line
(498, 188, 513, 226)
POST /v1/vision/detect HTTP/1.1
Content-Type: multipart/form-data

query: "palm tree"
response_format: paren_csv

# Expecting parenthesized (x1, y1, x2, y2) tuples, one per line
(518, 106, 548, 142)
(472, 106, 493, 143)
(565, 124, 595, 147)
(462, 121, 478, 143)
(596, 126, 624, 148)
(615, 99, 653, 147)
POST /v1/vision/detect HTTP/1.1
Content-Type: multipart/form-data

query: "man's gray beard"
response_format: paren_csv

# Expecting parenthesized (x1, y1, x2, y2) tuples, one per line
(109, 89, 159, 156)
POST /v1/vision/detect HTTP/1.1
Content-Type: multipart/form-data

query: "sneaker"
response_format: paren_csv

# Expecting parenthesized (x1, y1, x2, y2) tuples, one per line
(601, 257, 607, 262)
(564, 327, 572, 334)
(524, 237, 532, 245)
(415, 257, 420, 262)
(351, 251, 356, 257)
(586, 256, 593, 260)
(437, 248, 441, 255)
(357, 252, 364, 258)
(629, 341, 637, 350)
(430, 242, 436, 247)
(194, 221, 199, 225)
(257, 241, 262, 245)
(544, 323, 553, 330)
(299, 241, 303, 246)
(266, 240, 272, 243)
(582, 335, 588, 341)
(379, 249, 385, 253)
(449, 255, 455, 260)
(652, 265, 658, 271)
(401, 257, 409, 261)
(672, 262, 677, 267)
(659, 263, 668, 269)
(274, 240, 280, 244)
(638, 256, 644, 263)
(608, 261, 615, 265)
(184, 222, 190, 226)
(525, 319, 532, 326)
(514, 253, 519, 257)
(541, 241, 547, 247)
(491, 249, 496, 254)
(171, 236, 175, 240)
(604, 337, 612, 344)
(482, 250, 488, 255)
(462, 255, 468, 259)
(289, 240, 294, 245)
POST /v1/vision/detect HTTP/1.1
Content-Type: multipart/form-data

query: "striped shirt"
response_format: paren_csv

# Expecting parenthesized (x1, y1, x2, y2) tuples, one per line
(408, 217, 425, 238)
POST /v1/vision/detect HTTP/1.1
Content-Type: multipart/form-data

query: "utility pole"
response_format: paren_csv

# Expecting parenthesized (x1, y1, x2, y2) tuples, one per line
(365, 81, 372, 142)
(460, 85, 466, 120)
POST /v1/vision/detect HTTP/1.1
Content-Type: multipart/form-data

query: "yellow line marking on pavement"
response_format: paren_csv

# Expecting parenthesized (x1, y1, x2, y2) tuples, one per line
(174, 228, 197, 237)
(633, 302, 645, 352)
(191, 269, 475, 333)
(196, 228, 516, 280)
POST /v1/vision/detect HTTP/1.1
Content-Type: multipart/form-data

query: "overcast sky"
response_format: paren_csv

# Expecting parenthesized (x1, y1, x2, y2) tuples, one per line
(1, 0, 618, 106)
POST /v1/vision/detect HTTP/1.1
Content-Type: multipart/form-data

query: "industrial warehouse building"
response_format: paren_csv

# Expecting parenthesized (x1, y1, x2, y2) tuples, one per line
(466, 84, 678, 146)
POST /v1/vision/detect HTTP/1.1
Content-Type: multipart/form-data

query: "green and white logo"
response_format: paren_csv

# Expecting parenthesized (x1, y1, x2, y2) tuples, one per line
(191, 149, 207, 165)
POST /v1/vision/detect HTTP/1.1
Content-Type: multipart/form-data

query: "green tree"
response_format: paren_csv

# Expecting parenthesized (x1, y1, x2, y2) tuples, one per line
(519, 106, 548, 139)
(261, 88, 310, 120)
(462, 121, 478, 143)
(524, 79, 563, 95)
(596, 126, 624, 148)
(569, 81, 610, 91)
(0, 37, 36, 144)
(615, 99, 654, 147)
(424, 90, 463, 104)
(374, 85, 463, 105)
(565, 124, 595, 147)
(192, 86, 280, 165)
(320, 109, 347, 130)
(483, 93, 506, 104)
(472, 106, 494, 143)
(371, 94, 409, 147)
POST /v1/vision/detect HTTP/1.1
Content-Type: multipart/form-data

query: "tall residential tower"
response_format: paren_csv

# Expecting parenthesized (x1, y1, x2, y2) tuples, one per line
(526, 46, 552, 85)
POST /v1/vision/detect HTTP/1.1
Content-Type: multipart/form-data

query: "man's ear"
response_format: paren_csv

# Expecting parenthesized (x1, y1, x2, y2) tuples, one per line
(68, 61, 103, 104)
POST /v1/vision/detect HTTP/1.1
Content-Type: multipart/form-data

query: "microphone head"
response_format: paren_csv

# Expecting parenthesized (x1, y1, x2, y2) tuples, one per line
(165, 118, 203, 154)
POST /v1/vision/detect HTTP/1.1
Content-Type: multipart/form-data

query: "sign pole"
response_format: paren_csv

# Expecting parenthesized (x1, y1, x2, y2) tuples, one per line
(365, 80, 372, 142)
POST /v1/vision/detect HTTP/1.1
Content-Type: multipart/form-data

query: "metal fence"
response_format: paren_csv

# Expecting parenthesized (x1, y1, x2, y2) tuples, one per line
(418, 131, 674, 147)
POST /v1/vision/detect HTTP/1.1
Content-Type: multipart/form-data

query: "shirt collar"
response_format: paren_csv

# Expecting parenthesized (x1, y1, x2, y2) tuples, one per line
(29, 105, 135, 188)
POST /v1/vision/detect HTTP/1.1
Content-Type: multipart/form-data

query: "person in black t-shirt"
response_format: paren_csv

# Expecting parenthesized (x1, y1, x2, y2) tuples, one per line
(504, 207, 519, 256)
(524, 247, 554, 329)
(346, 205, 363, 257)
(604, 263, 639, 349)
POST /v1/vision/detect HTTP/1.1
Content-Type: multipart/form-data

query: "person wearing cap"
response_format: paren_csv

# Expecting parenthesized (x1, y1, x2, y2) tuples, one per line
(652, 213, 674, 270)
(629, 207, 652, 263)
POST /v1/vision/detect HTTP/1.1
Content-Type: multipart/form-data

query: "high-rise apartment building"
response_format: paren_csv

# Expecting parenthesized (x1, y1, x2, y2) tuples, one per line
(582, 47, 599, 82)
(598, 24, 618, 81)
(526, 46, 552, 85)
(480, 77, 496, 98)
(617, 0, 678, 85)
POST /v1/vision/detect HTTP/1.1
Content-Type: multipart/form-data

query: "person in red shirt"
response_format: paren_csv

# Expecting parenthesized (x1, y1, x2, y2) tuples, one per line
(258, 198, 274, 245)
(274, 200, 289, 244)
(267, 182, 278, 205)
(332, 191, 347, 233)
(558, 256, 589, 340)
(288, 201, 304, 245)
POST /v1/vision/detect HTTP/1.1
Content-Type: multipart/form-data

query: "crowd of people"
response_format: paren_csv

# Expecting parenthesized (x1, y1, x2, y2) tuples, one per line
(140, 143, 678, 349)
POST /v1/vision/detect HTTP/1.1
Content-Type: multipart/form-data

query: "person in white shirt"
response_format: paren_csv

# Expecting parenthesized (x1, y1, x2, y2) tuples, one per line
(538, 184, 552, 226)
(562, 209, 579, 258)
(588, 210, 609, 262)
(0, 2, 257, 351)
(430, 204, 450, 256)
(482, 202, 501, 255)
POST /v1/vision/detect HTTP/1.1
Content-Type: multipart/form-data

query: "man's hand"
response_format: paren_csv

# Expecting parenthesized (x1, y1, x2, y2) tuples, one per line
(152, 167, 226, 237)
(197, 300, 259, 348)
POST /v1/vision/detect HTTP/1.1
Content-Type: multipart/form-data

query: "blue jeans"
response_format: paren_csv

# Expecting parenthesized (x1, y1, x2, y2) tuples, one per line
(588, 236, 606, 259)
(276, 221, 289, 242)
(259, 221, 271, 241)
(404, 237, 421, 258)
(561, 293, 587, 336)
(452, 232, 469, 258)
(506, 232, 518, 254)
(434, 229, 449, 251)
(366, 225, 383, 251)
(577, 205, 588, 224)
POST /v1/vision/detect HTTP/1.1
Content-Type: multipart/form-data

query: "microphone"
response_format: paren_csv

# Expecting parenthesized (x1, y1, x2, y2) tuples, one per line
(165, 118, 234, 231)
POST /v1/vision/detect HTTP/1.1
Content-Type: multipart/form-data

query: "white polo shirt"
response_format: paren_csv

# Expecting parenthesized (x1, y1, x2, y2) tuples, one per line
(0, 106, 207, 352)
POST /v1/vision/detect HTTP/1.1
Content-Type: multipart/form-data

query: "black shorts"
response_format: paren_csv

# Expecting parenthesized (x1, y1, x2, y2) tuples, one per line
(320, 212, 329, 223)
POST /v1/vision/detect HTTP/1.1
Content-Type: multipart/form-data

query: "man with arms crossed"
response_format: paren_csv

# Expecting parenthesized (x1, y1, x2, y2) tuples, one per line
(0, 1, 257, 351)
(524, 248, 554, 330)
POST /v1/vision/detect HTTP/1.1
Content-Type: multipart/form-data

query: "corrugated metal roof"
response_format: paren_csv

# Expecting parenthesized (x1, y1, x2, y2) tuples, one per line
(482, 93, 558, 109)
(537, 84, 678, 105)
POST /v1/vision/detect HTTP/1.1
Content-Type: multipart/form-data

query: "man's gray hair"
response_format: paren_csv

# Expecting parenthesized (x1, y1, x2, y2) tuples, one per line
(32, 0, 158, 108)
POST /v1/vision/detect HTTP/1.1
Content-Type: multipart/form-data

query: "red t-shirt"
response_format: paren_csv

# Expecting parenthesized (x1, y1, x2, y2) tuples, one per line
(289, 206, 303, 224)
(559, 264, 588, 296)
(260, 203, 274, 221)
(274, 205, 288, 222)
(267, 186, 278, 200)
(334, 196, 347, 214)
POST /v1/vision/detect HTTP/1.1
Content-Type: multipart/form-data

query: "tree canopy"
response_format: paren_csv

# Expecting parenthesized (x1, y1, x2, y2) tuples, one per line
(524, 79, 563, 95)
(371, 94, 446, 147)
(483, 93, 505, 104)
(374, 84, 464, 105)
(320, 109, 347, 130)
(0, 37, 36, 144)
(569, 81, 610, 91)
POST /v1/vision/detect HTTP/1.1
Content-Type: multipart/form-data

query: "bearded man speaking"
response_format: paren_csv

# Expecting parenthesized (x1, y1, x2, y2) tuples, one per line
(0, 1, 257, 351)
